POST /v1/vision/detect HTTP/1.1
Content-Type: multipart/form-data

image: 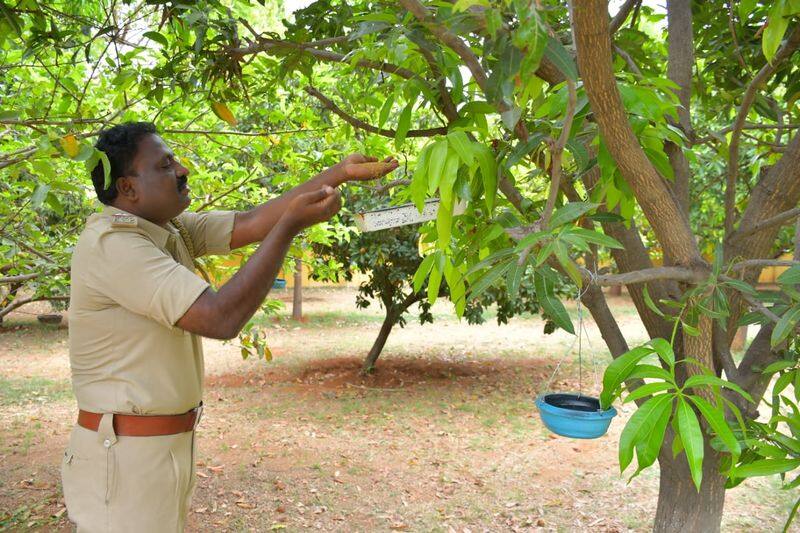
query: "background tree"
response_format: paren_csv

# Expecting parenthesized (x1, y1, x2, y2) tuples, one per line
(311, 190, 545, 372)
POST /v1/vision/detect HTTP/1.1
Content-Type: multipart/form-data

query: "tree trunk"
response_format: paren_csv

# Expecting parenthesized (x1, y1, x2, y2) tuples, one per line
(654, 440, 726, 532)
(292, 257, 302, 321)
(363, 311, 396, 373)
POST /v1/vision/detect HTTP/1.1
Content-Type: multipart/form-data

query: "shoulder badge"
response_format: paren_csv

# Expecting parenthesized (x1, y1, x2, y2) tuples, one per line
(110, 213, 138, 228)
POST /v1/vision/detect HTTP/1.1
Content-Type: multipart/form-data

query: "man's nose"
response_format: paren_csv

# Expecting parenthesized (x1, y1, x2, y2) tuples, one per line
(176, 162, 189, 177)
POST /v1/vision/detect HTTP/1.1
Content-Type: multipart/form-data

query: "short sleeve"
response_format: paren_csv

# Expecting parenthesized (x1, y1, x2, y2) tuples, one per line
(174, 210, 236, 257)
(87, 230, 209, 328)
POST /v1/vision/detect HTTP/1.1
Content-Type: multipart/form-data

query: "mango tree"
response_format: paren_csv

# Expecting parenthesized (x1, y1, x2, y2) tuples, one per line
(158, 0, 797, 530)
(3, 0, 800, 530)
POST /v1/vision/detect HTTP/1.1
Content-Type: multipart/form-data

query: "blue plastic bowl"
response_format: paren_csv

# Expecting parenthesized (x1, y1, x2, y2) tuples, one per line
(535, 393, 617, 439)
(272, 278, 287, 289)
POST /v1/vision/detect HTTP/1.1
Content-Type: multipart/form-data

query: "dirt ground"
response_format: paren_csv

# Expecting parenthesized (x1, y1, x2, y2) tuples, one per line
(0, 288, 794, 532)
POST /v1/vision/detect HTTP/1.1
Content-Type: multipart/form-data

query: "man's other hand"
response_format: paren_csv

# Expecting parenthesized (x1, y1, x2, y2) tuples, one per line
(283, 186, 342, 233)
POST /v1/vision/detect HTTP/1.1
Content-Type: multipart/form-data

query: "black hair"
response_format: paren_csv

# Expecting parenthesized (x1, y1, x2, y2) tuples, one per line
(91, 121, 158, 204)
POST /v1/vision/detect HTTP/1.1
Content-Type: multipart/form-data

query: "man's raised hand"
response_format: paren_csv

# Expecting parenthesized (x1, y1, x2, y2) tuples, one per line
(340, 154, 399, 182)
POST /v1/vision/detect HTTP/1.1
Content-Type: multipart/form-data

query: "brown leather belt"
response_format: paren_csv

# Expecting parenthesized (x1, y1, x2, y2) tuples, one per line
(77, 406, 201, 437)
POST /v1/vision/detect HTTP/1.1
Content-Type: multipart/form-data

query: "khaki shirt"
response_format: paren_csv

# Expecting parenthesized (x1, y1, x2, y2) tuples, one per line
(68, 205, 235, 415)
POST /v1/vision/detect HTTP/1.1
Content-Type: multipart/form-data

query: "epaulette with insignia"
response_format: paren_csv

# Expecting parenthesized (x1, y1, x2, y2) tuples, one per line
(110, 213, 138, 228)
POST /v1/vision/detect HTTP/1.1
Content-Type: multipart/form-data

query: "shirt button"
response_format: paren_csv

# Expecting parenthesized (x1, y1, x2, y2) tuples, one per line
(103, 439, 111, 448)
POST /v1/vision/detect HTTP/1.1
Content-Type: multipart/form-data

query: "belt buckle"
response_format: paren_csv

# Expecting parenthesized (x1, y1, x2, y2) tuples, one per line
(193, 403, 204, 430)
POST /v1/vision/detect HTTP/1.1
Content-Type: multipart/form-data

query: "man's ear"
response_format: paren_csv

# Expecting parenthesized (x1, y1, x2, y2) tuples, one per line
(116, 176, 138, 201)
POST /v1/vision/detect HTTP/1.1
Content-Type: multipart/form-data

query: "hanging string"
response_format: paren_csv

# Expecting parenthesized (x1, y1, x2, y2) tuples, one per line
(576, 286, 583, 397)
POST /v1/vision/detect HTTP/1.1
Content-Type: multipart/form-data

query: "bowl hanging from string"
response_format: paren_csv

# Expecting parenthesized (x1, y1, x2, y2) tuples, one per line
(535, 392, 617, 439)
(534, 285, 617, 439)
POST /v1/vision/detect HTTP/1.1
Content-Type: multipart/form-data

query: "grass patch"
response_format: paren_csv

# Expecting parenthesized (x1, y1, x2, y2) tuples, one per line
(0, 377, 72, 406)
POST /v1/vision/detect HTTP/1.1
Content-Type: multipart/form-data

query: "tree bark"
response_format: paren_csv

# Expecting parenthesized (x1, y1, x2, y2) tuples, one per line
(654, 440, 727, 533)
(665, 0, 693, 217)
(363, 311, 397, 373)
(571, 0, 702, 268)
(725, 131, 800, 342)
(292, 257, 303, 321)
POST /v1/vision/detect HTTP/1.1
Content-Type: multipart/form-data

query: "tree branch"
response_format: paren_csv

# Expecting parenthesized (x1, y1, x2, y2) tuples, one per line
(589, 266, 704, 286)
(398, 0, 531, 141)
(730, 259, 800, 272)
(725, 25, 800, 236)
(571, 0, 701, 267)
(728, 206, 800, 243)
(227, 39, 419, 81)
(162, 126, 335, 137)
(415, 45, 459, 123)
(0, 273, 40, 284)
(304, 86, 447, 138)
(609, 0, 640, 34)
(665, 0, 693, 217)
(0, 295, 70, 320)
(541, 80, 577, 228)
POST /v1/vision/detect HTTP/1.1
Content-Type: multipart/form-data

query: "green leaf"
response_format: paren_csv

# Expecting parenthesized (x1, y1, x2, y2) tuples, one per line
(427, 140, 449, 194)
(410, 144, 432, 211)
(506, 258, 525, 296)
(438, 151, 460, 208)
(0, 1, 21, 36)
(778, 265, 800, 286)
(723, 278, 758, 297)
(649, 338, 675, 367)
(623, 383, 675, 404)
(772, 305, 800, 347)
(627, 363, 675, 383)
(601, 345, 653, 409)
(475, 145, 497, 211)
(734, 458, 800, 478)
(739, 0, 757, 19)
(619, 394, 673, 473)
(447, 131, 475, 167)
(565, 138, 589, 171)
(413, 253, 436, 293)
(642, 285, 666, 318)
(549, 202, 598, 229)
(763, 360, 797, 374)
(543, 35, 577, 81)
(467, 248, 515, 275)
(98, 150, 112, 189)
(535, 241, 555, 266)
(394, 102, 413, 149)
(633, 395, 674, 476)
(427, 258, 443, 304)
(566, 227, 624, 249)
(682, 374, 754, 403)
(378, 93, 395, 129)
(534, 270, 574, 334)
(763, 3, 789, 63)
(143, 31, 169, 47)
(553, 242, 582, 288)
(672, 428, 684, 458)
(30, 184, 50, 209)
(676, 397, 704, 491)
(688, 395, 741, 460)
(514, 231, 548, 251)
(469, 259, 513, 300)
(436, 201, 453, 250)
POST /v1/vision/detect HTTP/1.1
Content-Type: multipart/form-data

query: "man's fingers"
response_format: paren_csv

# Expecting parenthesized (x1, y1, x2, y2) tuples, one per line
(302, 186, 336, 204)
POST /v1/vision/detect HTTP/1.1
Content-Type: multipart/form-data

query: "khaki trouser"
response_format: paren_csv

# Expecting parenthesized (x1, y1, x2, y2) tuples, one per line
(61, 414, 197, 532)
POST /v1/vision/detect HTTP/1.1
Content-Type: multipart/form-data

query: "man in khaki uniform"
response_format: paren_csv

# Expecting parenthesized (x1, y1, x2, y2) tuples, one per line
(63, 122, 397, 532)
